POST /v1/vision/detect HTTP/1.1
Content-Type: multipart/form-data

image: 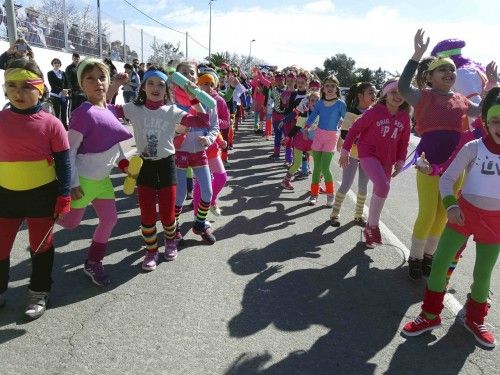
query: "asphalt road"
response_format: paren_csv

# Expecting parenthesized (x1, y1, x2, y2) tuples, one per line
(0, 118, 498, 374)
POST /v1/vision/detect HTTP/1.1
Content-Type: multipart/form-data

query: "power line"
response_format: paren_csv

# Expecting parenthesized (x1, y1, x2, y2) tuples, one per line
(188, 35, 209, 51)
(122, 0, 184, 35)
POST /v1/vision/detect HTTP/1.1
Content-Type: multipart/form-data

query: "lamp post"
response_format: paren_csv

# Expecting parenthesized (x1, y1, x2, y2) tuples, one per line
(208, 0, 215, 59)
(249, 39, 255, 59)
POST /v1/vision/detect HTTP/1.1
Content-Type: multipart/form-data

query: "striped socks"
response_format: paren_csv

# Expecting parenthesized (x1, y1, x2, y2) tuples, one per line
(194, 200, 210, 230)
(331, 191, 345, 218)
(163, 220, 177, 241)
(141, 224, 158, 252)
(355, 193, 366, 219)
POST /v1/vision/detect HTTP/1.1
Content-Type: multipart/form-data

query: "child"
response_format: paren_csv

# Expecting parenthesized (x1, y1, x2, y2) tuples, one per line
(174, 62, 219, 245)
(340, 79, 410, 247)
(57, 58, 133, 286)
(331, 82, 377, 227)
(0, 59, 71, 319)
(280, 91, 320, 190)
(109, 68, 210, 271)
(192, 72, 230, 216)
(305, 75, 346, 206)
(398, 29, 481, 280)
(402, 87, 500, 349)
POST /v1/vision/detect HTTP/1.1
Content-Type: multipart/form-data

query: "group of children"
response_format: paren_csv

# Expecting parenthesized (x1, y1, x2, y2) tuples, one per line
(0, 55, 243, 318)
(1, 29, 499, 350)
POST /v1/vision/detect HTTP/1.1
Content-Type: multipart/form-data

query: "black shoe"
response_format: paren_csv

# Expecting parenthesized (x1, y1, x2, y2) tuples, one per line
(422, 255, 433, 277)
(408, 258, 423, 280)
(330, 217, 340, 227)
(269, 153, 280, 158)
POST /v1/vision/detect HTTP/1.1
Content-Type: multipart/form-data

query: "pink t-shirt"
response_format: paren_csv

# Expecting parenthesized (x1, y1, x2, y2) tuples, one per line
(0, 109, 69, 161)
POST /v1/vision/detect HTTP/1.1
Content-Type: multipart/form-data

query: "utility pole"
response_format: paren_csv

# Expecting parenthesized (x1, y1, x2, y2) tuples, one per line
(208, 0, 215, 59)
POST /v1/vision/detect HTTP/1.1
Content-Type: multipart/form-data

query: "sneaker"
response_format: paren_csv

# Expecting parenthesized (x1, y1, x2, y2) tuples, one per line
(464, 320, 496, 348)
(209, 205, 222, 216)
(402, 314, 442, 336)
(0, 293, 5, 308)
(372, 225, 382, 245)
(294, 171, 308, 180)
(174, 230, 184, 245)
(353, 217, 366, 227)
(308, 196, 317, 206)
(142, 251, 159, 271)
(364, 225, 377, 248)
(25, 290, 49, 320)
(164, 240, 178, 261)
(281, 179, 294, 190)
(422, 255, 433, 277)
(408, 258, 423, 280)
(83, 260, 110, 287)
(192, 224, 216, 245)
(330, 216, 340, 227)
(326, 195, 334, 207)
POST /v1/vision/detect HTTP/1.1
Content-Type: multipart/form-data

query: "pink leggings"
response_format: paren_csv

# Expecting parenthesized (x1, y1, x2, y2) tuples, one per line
(359, 157, 391, 198)
(193, 156, 228, 213)
(57, 199, 117, 244)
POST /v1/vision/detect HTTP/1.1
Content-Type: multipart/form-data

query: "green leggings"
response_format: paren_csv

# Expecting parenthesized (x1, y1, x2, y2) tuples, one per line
(428, 226, 500, 303)
(311, 150, 333, 184)
(288, 149, 304, 175)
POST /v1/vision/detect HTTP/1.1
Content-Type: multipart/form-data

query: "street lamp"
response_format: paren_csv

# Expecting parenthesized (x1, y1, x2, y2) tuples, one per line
(249, 39, 256, 59)
(208, 0, 215, 59)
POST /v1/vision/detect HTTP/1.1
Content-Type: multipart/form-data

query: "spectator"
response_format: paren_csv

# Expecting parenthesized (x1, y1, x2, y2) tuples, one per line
(65, 52, 86, 112)
(24, 7, 47, 47)
(122, 63, 140, 103)
(0, 6, 7, 39)
(103, 57, 118, 104)
(47, 58, 68, 128)
(46, 19, 65, 50)
(0, 38, 34, 70)
(68, 23, 81, 52)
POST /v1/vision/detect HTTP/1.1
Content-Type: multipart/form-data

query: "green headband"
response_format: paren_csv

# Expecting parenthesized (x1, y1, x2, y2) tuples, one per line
(486, 104, 500, 122)
(436, 48, 462, 58)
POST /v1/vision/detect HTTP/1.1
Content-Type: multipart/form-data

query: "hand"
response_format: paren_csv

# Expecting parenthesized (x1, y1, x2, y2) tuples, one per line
(220, 140, 228, 149)
(197, 136, 209, 146)
(61, 89, 69, 97)
(447, 206, 465, 226)
(392, 161, 404, 177)
(413, 28, 430, 61)
(114, 72, 129, 86)
(7, 44, 17, 55)
(486, 61, 498, 84)
(175, 124, 189, 135)
(339, 154, 349, 168)
(70, 186, 84, 200)
(415, 152, 432, 174)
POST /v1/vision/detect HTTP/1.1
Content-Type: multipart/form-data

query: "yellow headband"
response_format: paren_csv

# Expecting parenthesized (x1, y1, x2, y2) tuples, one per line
(5, 68, 44, 94)
(427, 57, 456, 72)
(487, 104, 500, 123)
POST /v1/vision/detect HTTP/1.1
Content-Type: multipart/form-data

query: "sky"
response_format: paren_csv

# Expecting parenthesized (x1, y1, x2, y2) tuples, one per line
(87, 0, 500, 73)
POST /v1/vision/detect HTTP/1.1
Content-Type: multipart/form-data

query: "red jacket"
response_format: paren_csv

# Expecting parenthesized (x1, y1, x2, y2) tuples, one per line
(342, 103, 410, 167)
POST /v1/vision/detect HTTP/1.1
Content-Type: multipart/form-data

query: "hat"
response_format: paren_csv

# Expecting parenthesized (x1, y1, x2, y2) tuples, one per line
(427, 57, 456, 72)
(197, 73, 216, 87)
(309, 80, 320, 89)
(431, 39, 465, 58)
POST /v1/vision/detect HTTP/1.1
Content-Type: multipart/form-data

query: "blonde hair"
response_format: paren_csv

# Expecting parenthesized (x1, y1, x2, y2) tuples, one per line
(77, 58, 110, 87)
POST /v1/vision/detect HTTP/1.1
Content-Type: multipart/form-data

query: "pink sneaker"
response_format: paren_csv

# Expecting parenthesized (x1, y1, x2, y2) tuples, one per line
(363, 226, 377, 248)
(142, 251, 159, 271)
(402, 314, 442, 336)
(281, 179, 294, 190)
(164, 240, 178, 261)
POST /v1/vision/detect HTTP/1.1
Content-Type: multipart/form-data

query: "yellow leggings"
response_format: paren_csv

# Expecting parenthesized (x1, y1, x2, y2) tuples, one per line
(412, 171, 463, 240)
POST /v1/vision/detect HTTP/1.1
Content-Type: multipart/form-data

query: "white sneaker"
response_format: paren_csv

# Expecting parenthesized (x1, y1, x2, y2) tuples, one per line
(209, 205, 222, 216)
(326, 195, 334, 207)
(25, 290, 49, 320)
(308, 196, 317, 206)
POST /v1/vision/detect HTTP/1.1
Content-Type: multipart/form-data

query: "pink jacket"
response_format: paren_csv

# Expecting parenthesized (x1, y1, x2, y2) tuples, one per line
(342, 103, 410, 167)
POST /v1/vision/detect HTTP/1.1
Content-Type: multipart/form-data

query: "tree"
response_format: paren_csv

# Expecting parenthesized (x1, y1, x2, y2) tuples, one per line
(148, 40, 183, 68)
(355, 67, 375, 84)
(207, 51, 230, 67)
(373, 67, 388, 90)
(317, 53, 357, 86)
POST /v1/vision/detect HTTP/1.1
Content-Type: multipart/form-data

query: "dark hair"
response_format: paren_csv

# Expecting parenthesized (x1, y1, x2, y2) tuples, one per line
(6, 58, 43, 78)
(481, 87, 500, 123)
(133, 67, 170, 106)
(345, 82, 374, 112)
(51, 58, 61, 66)
(415, 57, 436, 89)
(321, 75, 340, 100)
(378, 79, 411, 113)
(72, 53, 80, 58)
(124, 63, 133, 70)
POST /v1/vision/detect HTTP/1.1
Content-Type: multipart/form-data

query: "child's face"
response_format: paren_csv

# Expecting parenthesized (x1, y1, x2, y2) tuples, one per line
(81, 66, 109, 104)
(385, 89, 404, 109)
(199, 82, 213, 94)
(358, 86, 377, 109)
(308, 96, 319, 110)
(285, 77, 296, 88)
(323, 81, 338, 99)
(144, 77, 167, 102)
(178, 64, 197, 83)
(296, 78, 307, 90)
(487, 116, 500, 144)
(4, 80, 41, 109)
(427, 64, 456, 91)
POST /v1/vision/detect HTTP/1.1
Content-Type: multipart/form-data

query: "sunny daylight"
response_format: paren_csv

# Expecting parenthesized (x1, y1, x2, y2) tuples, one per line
(0, 0, 500, 374)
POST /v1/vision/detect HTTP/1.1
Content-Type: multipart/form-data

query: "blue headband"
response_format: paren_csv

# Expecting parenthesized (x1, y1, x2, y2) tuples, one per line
(143, 70, 169, 84)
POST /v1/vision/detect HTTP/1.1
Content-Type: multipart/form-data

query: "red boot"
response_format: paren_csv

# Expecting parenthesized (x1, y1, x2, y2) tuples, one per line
(464, 297, 496, 348)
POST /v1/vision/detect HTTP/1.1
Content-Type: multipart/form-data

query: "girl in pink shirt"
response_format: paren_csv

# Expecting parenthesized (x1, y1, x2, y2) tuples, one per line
(340, 79, 411, 248)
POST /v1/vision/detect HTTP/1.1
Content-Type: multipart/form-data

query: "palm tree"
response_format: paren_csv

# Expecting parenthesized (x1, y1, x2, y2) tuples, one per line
(207, 51, 230, 67)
